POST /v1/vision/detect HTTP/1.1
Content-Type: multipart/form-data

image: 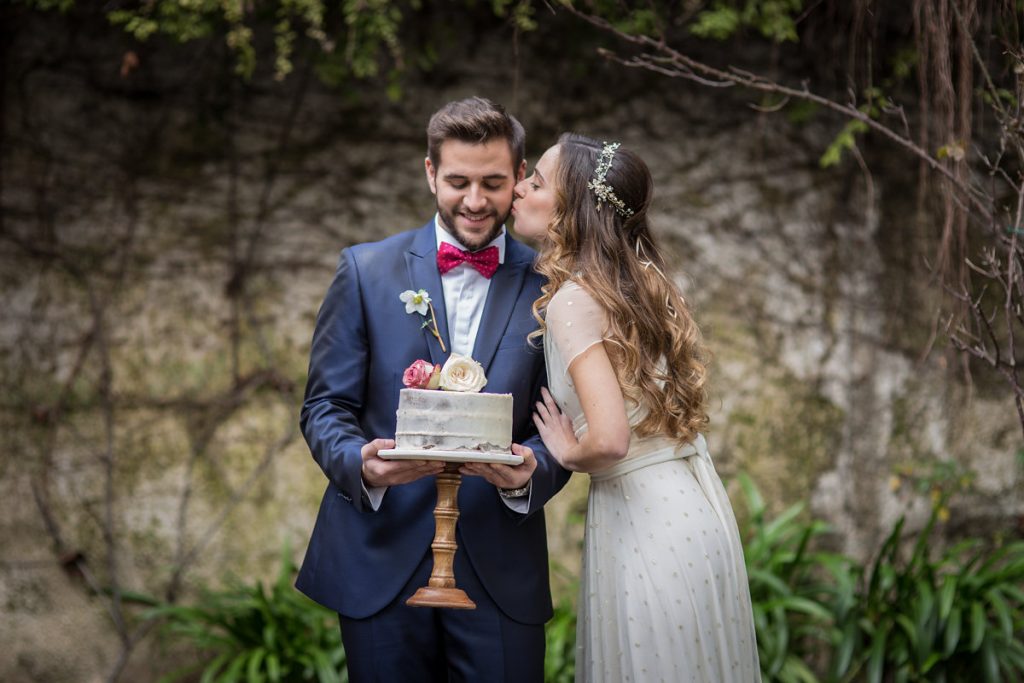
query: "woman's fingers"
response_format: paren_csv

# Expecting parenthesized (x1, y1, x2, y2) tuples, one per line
(541, 386, 560, 412)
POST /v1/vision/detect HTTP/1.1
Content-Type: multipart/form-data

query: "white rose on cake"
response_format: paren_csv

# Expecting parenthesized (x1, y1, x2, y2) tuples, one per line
(439, 354, 487, 393)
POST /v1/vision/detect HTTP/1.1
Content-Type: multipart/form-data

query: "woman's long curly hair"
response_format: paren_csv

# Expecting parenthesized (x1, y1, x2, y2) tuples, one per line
(530, 133, 710, 444)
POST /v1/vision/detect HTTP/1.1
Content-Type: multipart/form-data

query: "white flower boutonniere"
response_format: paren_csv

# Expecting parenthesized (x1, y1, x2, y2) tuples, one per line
(399, 288, 446, 353)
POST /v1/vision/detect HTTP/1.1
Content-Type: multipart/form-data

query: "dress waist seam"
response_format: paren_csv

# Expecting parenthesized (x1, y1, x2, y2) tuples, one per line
(589, 435, 707, 482)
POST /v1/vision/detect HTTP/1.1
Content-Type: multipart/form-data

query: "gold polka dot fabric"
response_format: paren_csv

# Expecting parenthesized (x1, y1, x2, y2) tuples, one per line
(545, 282, 762, 683)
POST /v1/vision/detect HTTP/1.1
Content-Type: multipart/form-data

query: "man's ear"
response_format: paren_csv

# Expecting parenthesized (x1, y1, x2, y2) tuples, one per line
(516, 159, 526, 183)
(425, 157, 438, 195)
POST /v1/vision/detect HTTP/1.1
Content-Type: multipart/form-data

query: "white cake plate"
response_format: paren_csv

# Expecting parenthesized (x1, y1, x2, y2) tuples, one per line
(378, 447, 523, 465)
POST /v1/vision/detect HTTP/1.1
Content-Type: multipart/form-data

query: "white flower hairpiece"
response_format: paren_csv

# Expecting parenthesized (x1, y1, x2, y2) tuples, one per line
(587, 142, 635, 218)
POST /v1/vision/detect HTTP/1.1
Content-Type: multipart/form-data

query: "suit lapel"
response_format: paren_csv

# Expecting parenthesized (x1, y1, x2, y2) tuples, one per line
(404, 223, 451, 366)
(472, 237, 530, 375)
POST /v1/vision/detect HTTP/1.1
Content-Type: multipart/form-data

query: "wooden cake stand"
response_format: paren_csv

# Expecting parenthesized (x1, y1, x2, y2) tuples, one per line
(377, 448, 523, 609)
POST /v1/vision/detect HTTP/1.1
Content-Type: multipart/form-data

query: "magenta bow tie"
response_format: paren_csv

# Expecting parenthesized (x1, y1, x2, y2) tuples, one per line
(436, 242, 499, 278)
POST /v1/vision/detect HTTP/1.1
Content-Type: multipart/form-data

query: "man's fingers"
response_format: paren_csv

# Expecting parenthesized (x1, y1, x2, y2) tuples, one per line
(363, 452, 443, 487)
(511, 443, 535, 460)
(361, 438, 396, 461)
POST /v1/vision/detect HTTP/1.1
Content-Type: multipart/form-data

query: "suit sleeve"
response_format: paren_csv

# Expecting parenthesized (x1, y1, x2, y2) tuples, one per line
(300, 248, 373, 512)
(520, 364, 573, 518)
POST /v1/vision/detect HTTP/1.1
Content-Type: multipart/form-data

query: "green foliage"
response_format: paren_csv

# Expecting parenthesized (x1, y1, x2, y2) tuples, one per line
(22, 0, 537, 89)
(738, 471, 1024, 682)
(492, 0, 537, 31)
(104, 0, 376, 81)
(820, 118, 868, 168)
(820, 88, 898, 168)
(825, 493, 1024, 682)
(890, 46, 919, 82)
(784, 99, 819, 125)
(737, 473, 839, 682)
(691, 0, 803, 43)
(148, 546, 346, 683)
(18, 0, 75, 12)
(544, 593, 577, 683)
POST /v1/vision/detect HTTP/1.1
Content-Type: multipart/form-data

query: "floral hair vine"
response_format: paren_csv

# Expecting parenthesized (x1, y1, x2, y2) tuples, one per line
(587, 141, 635, 218)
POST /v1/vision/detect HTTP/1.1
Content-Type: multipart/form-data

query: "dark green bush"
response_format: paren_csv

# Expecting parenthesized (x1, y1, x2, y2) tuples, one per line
(826, 513, 1024, 683)
(149, 547, 345, 683)
(736, 474, 1024, 683)
(738, 473, 842, 682)
(544, 592, 577, 683)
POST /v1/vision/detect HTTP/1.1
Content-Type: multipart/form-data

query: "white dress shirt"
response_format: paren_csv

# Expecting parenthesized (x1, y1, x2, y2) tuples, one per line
(435, 218, 506, 356)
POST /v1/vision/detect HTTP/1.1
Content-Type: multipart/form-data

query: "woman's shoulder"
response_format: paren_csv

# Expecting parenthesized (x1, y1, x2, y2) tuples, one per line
(547, 279, 606, 331)
(549, 279, 594, 310)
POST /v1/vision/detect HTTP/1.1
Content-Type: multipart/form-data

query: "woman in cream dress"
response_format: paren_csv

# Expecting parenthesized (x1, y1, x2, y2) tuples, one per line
(511, 134, 760, 682)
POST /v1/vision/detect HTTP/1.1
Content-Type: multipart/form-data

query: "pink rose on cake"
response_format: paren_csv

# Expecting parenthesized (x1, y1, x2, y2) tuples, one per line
(438, 354, 487, 393)
(402, 359, 442, 389)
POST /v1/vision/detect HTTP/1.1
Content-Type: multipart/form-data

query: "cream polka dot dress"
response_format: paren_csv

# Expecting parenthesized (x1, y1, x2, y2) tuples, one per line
(545, 282, 761, 683)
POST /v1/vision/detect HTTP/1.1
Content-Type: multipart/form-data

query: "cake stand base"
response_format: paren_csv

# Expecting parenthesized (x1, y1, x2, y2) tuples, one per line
(406, 586, 476, 610)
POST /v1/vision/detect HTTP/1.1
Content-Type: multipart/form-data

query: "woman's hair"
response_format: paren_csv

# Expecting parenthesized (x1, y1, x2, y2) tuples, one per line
(530, 133, 710, 444)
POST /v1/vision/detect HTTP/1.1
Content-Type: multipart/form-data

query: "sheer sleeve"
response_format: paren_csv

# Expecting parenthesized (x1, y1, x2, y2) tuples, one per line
(547, 281, 608, 373)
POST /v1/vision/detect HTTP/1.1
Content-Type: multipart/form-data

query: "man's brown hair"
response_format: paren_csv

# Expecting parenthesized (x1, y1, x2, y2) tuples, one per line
(426, 97, 526, 170)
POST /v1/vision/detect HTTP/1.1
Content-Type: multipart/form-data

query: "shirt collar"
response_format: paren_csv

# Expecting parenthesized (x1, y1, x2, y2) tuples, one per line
(434, 214, 506, 265)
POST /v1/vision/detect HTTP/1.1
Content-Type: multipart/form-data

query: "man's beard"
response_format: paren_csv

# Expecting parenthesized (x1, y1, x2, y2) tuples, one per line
(437, 204, 511, 251)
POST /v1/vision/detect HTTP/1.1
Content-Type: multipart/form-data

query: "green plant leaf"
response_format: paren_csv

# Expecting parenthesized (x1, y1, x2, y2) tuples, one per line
(246, 648, 266, 683)
(943, 605, 962, 656)
(938, 575, 958, 621)
(820, 119, 870, 168)
(867, 622, 888, 683)
(221, 652, 248, 683)
(981, 636, 1001, 682)
(266, 653, 281, 683)
(969, 601, 987, 652)
(831, 618, 858, 677)
(199, 652, 231, 683)
(985, 588, 1014, 640)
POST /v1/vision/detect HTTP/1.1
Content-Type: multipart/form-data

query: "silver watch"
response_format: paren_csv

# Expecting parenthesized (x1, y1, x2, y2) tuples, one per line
(498, 484, 530, 499)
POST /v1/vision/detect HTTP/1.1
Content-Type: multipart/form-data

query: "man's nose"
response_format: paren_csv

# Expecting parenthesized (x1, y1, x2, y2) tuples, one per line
(463, 186, 487, 212)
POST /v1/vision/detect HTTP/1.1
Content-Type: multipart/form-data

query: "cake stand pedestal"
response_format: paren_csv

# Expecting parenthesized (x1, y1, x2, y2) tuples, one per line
(376, 448, 523, 610)
(405, 462, 476, 609)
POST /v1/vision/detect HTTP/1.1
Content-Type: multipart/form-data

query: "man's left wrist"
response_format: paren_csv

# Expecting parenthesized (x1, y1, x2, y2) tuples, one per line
(498, 483, 530, 499)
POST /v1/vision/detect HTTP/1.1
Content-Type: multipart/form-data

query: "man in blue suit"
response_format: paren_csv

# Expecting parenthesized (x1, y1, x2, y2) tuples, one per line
(297, 97, 571, 681)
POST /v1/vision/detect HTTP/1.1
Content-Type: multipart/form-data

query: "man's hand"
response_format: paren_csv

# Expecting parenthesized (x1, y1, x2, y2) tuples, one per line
(459, 442, 536, 490)
(361, 438, 445, 488)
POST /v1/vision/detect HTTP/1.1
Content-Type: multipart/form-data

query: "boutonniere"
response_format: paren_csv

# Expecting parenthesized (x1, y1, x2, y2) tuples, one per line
(399, 288, 447, 353)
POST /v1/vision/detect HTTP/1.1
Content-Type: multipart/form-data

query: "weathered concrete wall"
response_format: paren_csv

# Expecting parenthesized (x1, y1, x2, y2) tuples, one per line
(2, 9, 1021, 682)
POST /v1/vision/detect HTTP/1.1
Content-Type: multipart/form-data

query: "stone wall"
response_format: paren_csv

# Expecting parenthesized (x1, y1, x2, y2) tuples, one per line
(2, 8, 1021, 681)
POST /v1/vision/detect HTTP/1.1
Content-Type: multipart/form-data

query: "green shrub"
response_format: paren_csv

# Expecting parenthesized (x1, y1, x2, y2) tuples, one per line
(544, 593, 577, 683)
(149, 547, 345, 683)
(736, 473, 1024, 683)
(737, 473, 843, 682)
(826, 508, 1024, 682)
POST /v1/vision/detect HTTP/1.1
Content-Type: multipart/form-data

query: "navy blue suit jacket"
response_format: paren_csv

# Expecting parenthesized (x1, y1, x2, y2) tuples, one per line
(296, 222, 571, 624)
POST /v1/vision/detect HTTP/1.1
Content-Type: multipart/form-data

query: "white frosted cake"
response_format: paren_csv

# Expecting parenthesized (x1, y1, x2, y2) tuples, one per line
(395, 388, 513, 452)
